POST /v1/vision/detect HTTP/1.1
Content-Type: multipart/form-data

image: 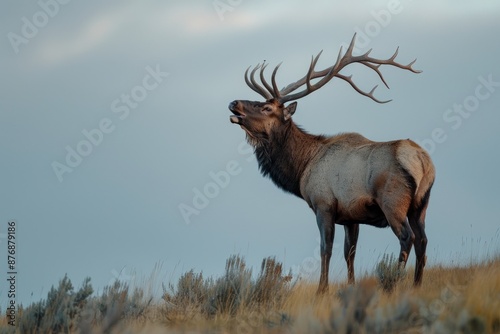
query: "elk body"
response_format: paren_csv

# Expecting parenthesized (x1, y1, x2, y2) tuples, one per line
(229, 35, 435, 293)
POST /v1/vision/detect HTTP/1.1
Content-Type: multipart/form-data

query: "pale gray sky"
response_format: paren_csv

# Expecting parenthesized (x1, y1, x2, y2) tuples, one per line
(1, 1, 499, 307)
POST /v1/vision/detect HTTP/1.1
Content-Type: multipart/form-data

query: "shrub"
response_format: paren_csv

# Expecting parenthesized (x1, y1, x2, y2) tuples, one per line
(164, 270, 207, 306)
(162, 254, 293, 321)
(206, 254, 253, 315)
(375, 253, 406, 293)
(252, 257, 292, 308)
(18, 275, 93, 333)
(79, 280, 152, 333)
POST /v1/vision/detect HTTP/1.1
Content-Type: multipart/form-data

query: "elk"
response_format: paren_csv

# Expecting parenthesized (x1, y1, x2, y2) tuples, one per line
(228, 34, 435, 293)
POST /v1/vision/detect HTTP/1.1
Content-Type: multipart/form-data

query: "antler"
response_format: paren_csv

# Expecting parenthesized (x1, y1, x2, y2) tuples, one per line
(244, 33, 421, 104)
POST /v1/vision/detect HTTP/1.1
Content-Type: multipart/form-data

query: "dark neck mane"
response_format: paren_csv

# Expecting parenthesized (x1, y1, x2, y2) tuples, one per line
(253, 122, 325, 198)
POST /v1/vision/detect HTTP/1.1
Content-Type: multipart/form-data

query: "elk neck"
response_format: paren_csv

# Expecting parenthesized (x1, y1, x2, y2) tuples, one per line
(254, 120, 325, 198)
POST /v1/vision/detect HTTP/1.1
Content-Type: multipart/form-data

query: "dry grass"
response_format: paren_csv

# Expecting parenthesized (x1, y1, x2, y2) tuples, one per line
(2, 255, 500, 334)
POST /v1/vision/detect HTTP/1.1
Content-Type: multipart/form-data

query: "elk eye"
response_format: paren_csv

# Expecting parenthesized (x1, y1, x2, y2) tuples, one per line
(263, 107, 272, 113)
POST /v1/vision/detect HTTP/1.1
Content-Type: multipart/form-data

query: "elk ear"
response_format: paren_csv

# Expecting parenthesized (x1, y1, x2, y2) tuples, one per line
(283, 102, 297, 121)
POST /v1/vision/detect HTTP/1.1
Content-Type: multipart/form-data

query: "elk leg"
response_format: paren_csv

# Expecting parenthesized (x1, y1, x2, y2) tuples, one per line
(409, 207, 428, 286)
(344, 224, 359, 284)
(316, 210, 335, 294)
(382, 206, 415, 268)
(378, 192, 415, 268)
(392, 217, 414, 267)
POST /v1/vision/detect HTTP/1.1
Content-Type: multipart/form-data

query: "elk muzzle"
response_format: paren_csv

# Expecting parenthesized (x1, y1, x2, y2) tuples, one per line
(229, 100, 245, 124)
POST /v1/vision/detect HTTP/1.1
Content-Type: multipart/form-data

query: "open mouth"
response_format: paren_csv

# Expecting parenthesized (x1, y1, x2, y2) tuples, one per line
(229, 113, 244, 124)
(229, 102, 245, 124)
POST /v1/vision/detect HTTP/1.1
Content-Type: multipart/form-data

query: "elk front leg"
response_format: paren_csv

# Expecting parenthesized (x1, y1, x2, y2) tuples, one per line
(344, 224, 359, 284)
(316, 209, 335, 294)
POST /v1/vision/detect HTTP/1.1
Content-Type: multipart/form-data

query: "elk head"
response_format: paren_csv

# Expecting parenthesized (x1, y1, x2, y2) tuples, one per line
(229, 99, 297, 145)
(229, 33, 421, 145)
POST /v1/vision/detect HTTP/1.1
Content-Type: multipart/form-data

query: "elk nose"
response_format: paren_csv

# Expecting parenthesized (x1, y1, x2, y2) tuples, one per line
(228, 100, 239, 111)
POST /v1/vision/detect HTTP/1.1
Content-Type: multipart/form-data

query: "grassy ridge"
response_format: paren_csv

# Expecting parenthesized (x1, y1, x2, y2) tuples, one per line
(1, 255, 499, 333)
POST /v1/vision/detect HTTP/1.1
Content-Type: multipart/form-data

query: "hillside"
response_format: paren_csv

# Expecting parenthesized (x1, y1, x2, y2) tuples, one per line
(1, 255, 499, 333)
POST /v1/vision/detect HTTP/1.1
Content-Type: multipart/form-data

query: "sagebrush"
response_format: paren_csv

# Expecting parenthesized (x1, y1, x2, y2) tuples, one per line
(1, 254, 499, 333)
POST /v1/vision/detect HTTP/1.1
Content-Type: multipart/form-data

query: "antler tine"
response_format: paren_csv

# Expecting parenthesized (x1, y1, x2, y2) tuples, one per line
(390, 46, 399, 61)
(344, 33, 357, 59)
(407, 59, 422, 73)
(250, 64, 272, 99)
(244, 66, 260, 96)
(280, 50, 324, 97)
(245, 64, 272, 100)
(361, 62, 390, 89)
(276, 40, 354, 103)
(356, 46, 422, 74)
(279, 50, 342, 104)
(387, 47, 422, 73)
(271, 62, 282, 99)
(333, 45, 344, 70)
(259, 63, 274, 97)
(336, 74, 391, 104)
(306, 51, 323, 91)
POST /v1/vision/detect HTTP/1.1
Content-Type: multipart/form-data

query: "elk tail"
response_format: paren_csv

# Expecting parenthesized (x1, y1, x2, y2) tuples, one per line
(397, 140, 436, 211)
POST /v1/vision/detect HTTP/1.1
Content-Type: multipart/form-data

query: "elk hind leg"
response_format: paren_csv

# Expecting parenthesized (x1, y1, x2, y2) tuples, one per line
(396, 218, 414, 268)
(408, 200, 429, 286)
(379, 196, 415, 268)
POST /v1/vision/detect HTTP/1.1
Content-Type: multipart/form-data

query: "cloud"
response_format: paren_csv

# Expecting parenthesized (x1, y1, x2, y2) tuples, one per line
(34, 6, 131, 67)
(25, 1, 500, 69)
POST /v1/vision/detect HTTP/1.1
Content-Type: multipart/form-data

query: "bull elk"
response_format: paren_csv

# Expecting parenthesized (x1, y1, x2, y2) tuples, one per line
(228, 34, 435, 293)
